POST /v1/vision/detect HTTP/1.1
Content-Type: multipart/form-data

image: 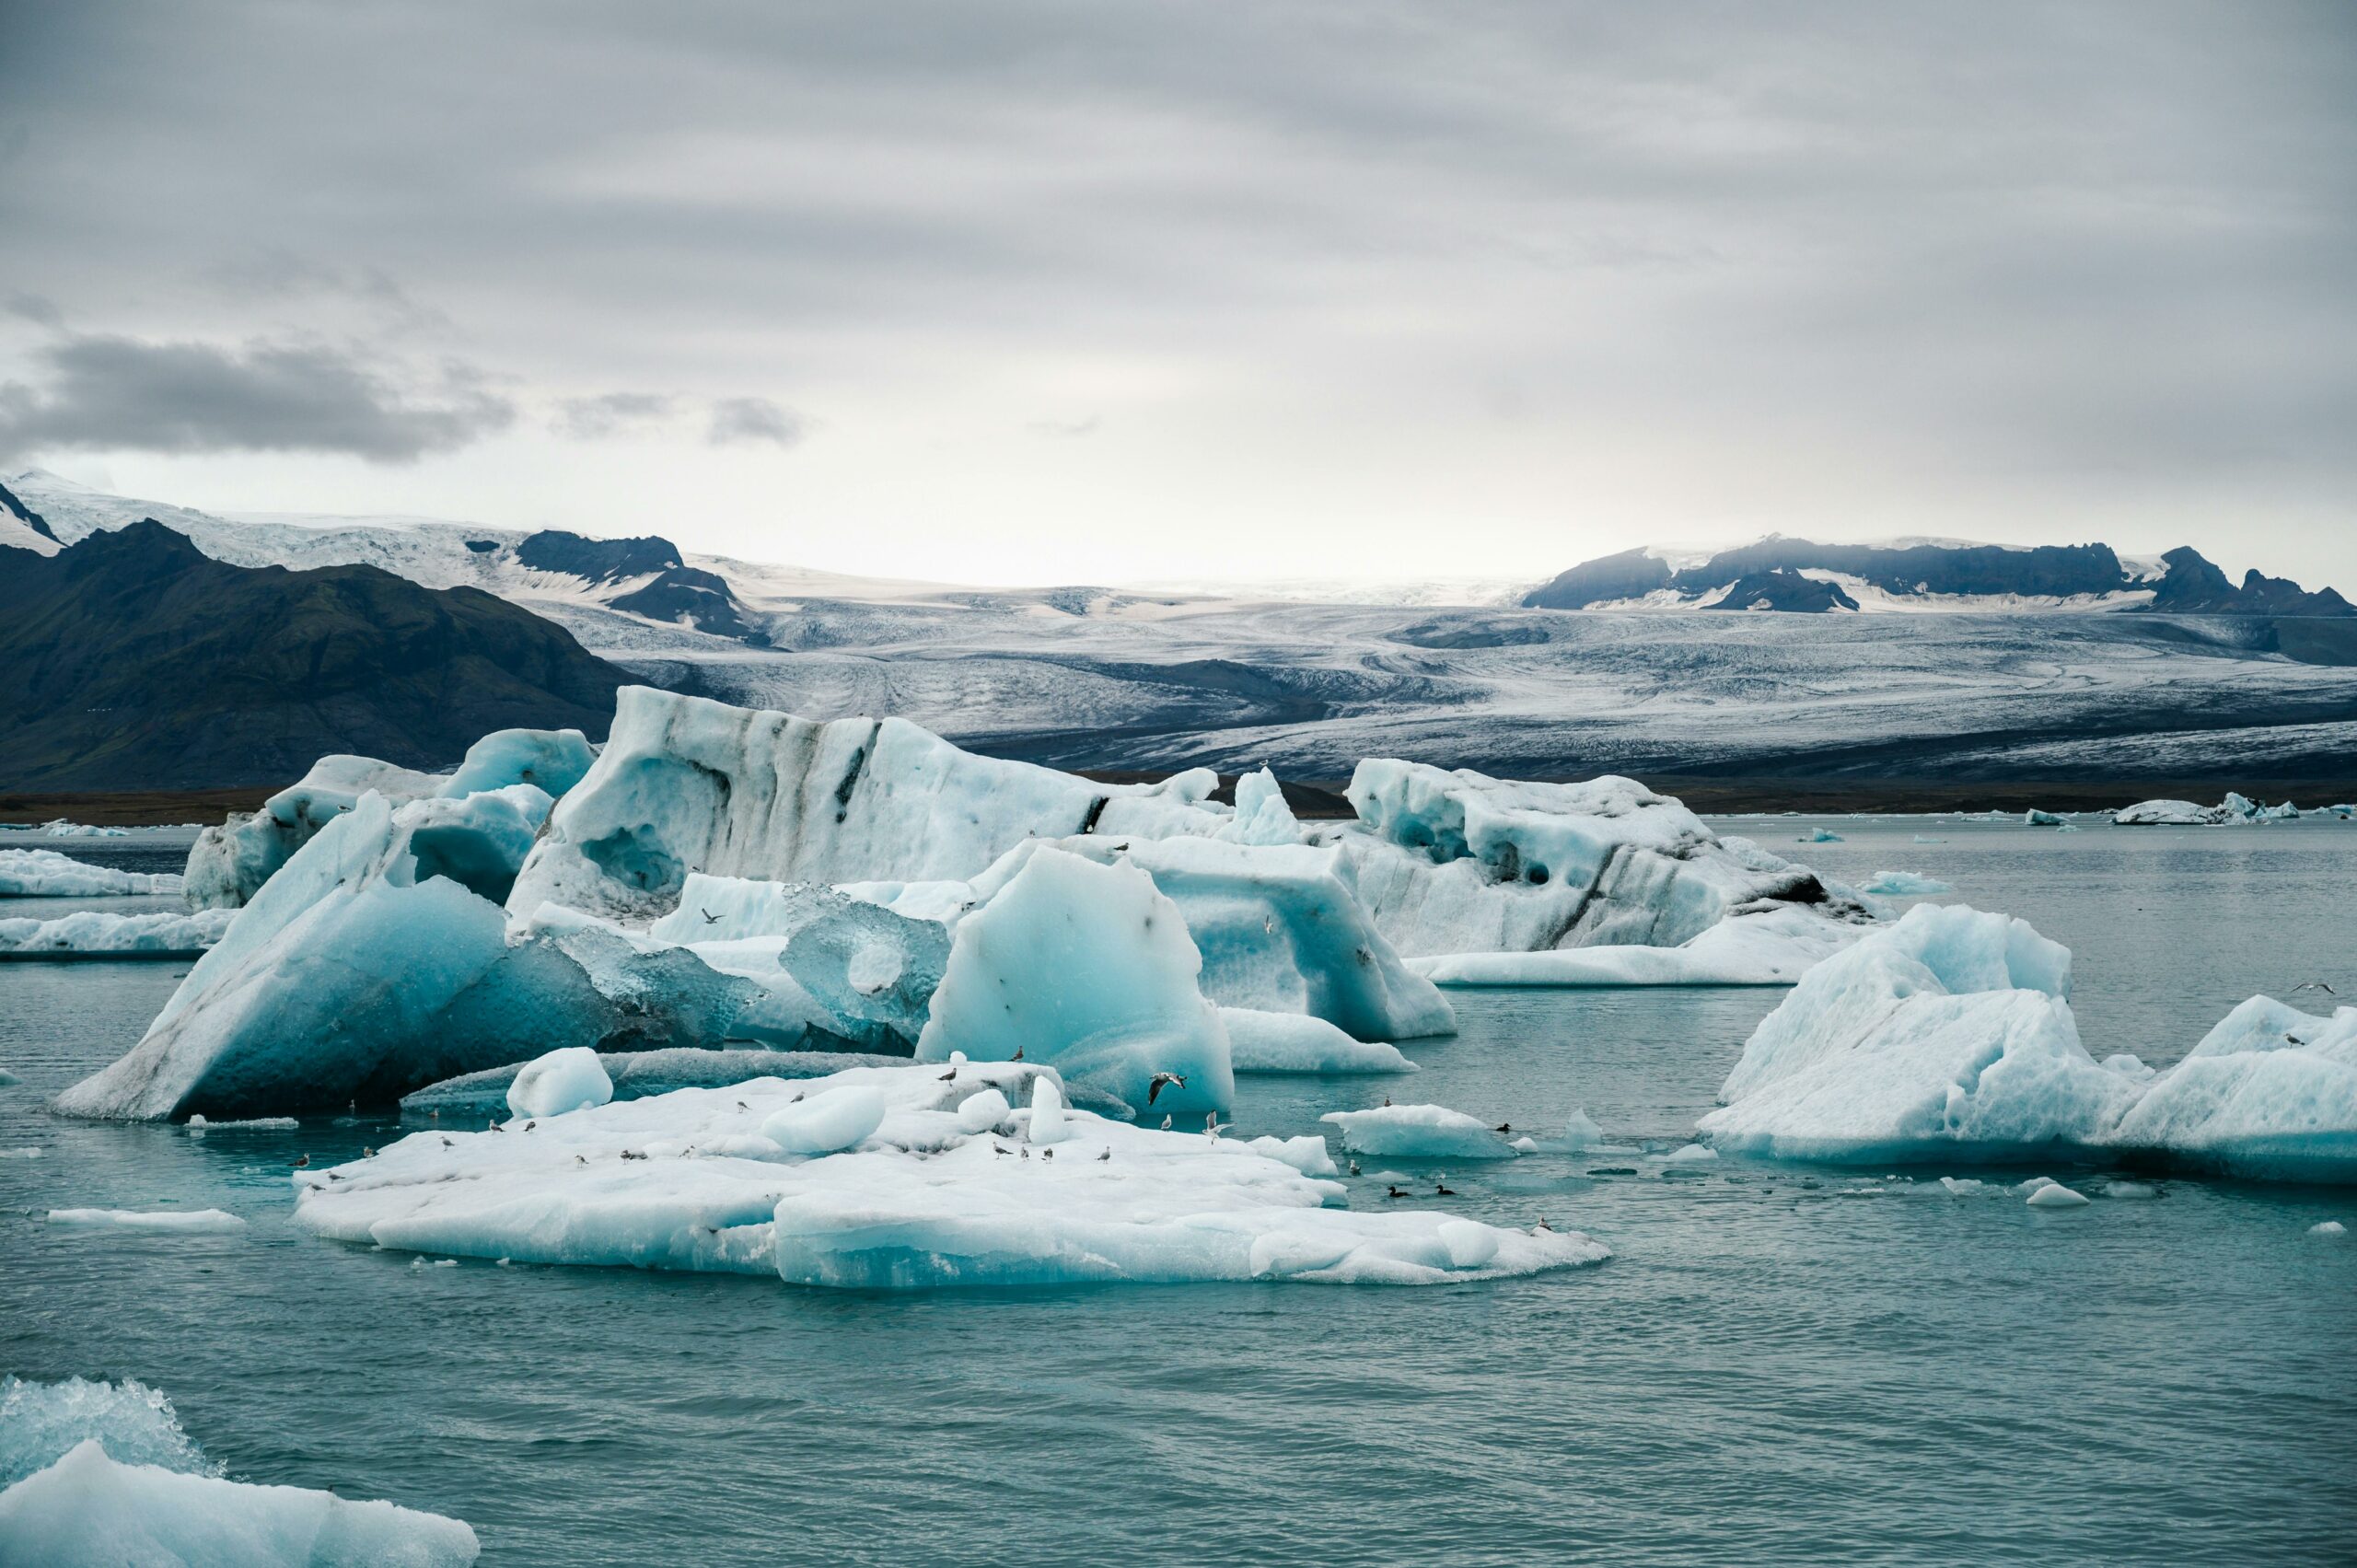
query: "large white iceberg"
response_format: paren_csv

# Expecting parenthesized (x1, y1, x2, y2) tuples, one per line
(1698, 905, 2138, 1164)
(293, 1061, 1606, 1287)
(0, 908, 234, 958)
(0, 1376, 478, 1567)
(186, 727, 596, 910)
(0, 848, 181, 898)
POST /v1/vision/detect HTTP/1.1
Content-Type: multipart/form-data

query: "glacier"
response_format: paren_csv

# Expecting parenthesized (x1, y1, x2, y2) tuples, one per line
(0, 1376, 477, 1567)
(0, 848, 180, 898)
(291, 1061, 1608, 1288)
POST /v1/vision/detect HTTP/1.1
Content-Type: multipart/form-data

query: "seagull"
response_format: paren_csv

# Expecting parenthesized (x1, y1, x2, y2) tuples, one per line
(1147, 1073, 1188, 1106)
(938, 1069, 958, 1081)
(363, 1146, 376, 1158)
(993, 1144, 1013, 1156)
(523, 1121, 535, 1132)
(429, 1109, 440, 1121)
(1204, 1111, 1223, 1139)
(700, 908, 719, 924)
(293, 1153, 310, 1167)
(1533, 1217, 1552, 1233)
(440, 1137, 453, 1148)
(1021, 1146, 1030, 1160)
(1041, 1148, 1054, 1161)
(1159, 1114, 1173, 1132)
(1012, 1047, 1024, 1062)
(488, 1121, 502, 1132)
(575, 1155, 586, 1165)
(2292, 980, 2338, 996)
(1435, 1181, 1455, 1196)
(327, 1172, 343, 1181)
(736, 1101, 748, 1110)
(1097, 1148, 1111, 1162)
(1381, 1096, 1392, 1108)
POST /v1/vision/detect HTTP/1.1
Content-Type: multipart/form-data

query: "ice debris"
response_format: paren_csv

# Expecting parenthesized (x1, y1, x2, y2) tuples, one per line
(0, 849, 180, 898)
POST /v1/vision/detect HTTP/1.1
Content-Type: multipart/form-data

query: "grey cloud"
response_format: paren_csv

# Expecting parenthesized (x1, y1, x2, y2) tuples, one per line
(552, 390, 675, 439)
(0, 333, 515, 462)
(707, 396, 803, 448)
(5, 293, 61, 328)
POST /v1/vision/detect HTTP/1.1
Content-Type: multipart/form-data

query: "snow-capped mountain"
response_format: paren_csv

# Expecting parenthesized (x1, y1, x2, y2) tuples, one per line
(1522, 537, 2353, 616)
(9, 470, 2357, 790)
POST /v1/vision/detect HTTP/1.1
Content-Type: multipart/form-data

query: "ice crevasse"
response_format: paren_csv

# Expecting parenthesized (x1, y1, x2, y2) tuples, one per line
(292, 1060, 1608, 1288)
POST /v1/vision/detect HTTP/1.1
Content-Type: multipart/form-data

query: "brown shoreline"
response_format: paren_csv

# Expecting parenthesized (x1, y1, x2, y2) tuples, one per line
(0, 788, 271, 828)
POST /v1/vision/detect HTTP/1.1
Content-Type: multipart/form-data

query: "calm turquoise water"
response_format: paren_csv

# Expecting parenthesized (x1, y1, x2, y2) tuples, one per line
(4, 819, 2353, 1565)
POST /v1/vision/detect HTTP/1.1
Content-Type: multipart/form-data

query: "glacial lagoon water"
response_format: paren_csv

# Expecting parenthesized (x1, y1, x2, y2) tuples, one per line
(3, 818, 2353, 1564)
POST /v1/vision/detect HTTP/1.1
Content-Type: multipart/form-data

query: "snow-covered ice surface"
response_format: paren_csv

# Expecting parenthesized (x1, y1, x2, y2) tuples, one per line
(0, 907, 234, 958)
(0, 849, 181, 898)
(0, 1376, 478, 1566)
(293, 1062, 1605, 1287)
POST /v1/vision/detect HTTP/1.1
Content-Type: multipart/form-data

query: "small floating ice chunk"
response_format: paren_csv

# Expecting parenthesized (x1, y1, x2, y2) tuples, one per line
(761, 1086, 888, 1156)
(2310, 1220, 2345, 1236)
(505, 1047, 614, 1121)
(1798, 829, 1844, 843)
(1661, 1144, 1718, 1164)
(1910, 835, 1945, 844)
(2026, 1182, 2090, 1207)
(46, 1209, 247, 1233)
(2103, 1181, 2158, 1199)
(1857, 871, 1951, 897)
(1938, 1177, 1983, 1194)
(0, 1147, 41, 1159)
(1244, 1134, 1339, 1178)
(184, 1115, 298, 1132)
(1319, 1104, 1516, 1160)
(2024, 809, 2064, 826)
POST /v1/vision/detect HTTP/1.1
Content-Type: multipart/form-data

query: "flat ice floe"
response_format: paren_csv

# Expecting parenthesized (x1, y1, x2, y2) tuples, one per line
(48, 1208, 248, 1233)
(0, 1376, 479, 1567)
(0, 848, 181, 898)
(1319, 1104, 1518, 1159)
(0, 908, 234, 958)
(1410, 905, 1858, 987)
(294, 1062, 1604, 1287)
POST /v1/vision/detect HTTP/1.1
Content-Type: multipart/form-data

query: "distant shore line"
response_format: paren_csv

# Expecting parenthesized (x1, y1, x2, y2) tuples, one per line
(8, 774, 2352, 829)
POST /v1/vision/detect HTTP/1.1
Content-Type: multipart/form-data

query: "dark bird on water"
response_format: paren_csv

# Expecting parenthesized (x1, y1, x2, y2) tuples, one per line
(1147, 1072, 1188, 1106)
(1385, 1185, 1408, 1200)
(1493, 1123, 1511, 1134)
(292, 1153, 310, 1167)
(1435, 1182, 1455, 1196)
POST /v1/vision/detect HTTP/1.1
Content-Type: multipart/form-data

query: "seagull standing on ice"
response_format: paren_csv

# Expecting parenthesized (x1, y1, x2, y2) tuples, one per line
(1159, 1114, 1173, 1132)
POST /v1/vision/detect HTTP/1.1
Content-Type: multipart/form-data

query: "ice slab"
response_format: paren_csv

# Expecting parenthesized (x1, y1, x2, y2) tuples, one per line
(1318, 1104, 1517, 1160)
(0, 908, 234, 958)
(294, 1062, 1606, 1288)
(0, 848, 180, 898)
(1411, 906, 1857, 987)
(47, 1208, 247, 1232)
(1220, 1008, 1416, 1074)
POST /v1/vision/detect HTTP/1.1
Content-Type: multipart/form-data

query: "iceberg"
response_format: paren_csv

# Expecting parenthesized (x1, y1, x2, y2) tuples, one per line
(0, 1432, 477, 1567)
(58, 789, 764, 1121)
(1697, 905, 2137, 1164)
(1858, 871, 1952, 897)
(1411, 904, 1857, 987)
(0, 908, 234, 958)
(2103, 996, 2357, 1181)
(1328, 760, 1870, 965)
(2025, 1181, 2090, 1207)
(2110, 793, 2300, 828)
(1219, 1008, 1416, 1074)
(1318, 1104, 1518, 1160)
(0, 848, 180, 898)
(40, 820, 130, 838)
(185, 727, 594, 910)
(913, 846, 1234, 1115)
(292, 1061, 1607, 1287)
(507, 687, 1229, 925)
(2024, 809, 2065, 826)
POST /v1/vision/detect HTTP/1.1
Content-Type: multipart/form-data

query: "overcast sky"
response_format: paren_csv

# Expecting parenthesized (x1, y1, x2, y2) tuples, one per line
(2, 2, 2351, 587)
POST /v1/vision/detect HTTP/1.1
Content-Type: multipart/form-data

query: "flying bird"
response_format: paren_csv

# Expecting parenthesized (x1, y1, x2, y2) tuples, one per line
(2291, 980, 2338, 996)
(1147, 1073, 1188, 1106)
(700, 908, 719, 924)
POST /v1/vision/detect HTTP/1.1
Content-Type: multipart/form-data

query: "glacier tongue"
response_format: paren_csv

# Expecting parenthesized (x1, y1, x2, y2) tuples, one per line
(292, 1061, 1607, 1288)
